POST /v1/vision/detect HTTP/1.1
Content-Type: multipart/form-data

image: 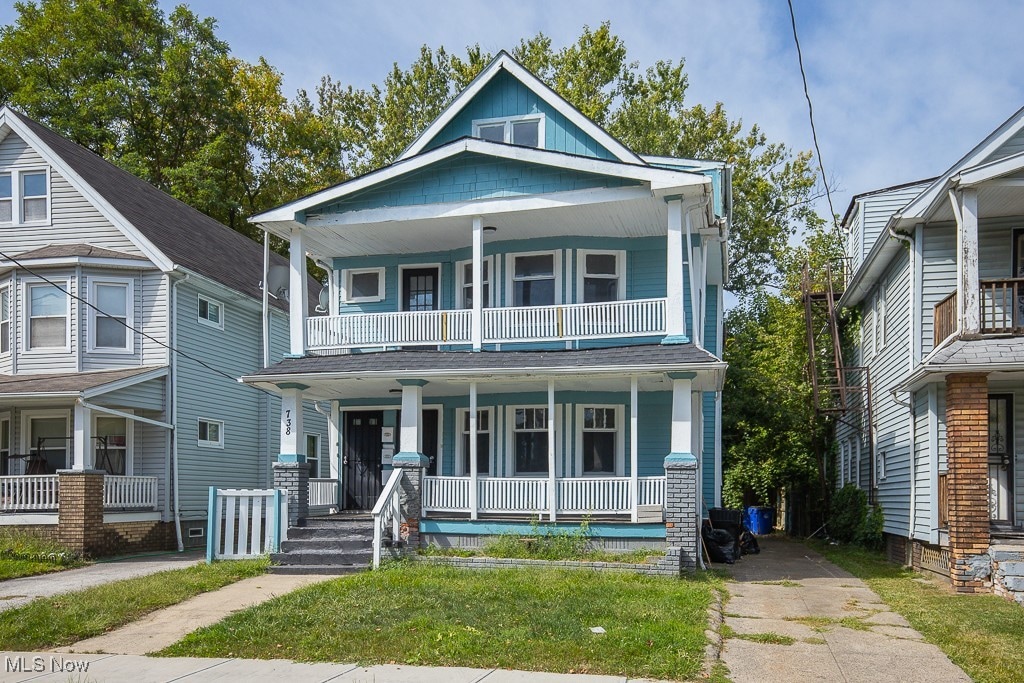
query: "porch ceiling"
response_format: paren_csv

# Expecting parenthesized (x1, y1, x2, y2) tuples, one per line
(297, 191, 676, 260)
(928, 181, 1024, 222)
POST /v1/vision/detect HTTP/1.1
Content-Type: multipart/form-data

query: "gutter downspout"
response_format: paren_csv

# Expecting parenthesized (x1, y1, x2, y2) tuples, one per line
(169, 272, 191, 552)
(888, 223, 917, 538)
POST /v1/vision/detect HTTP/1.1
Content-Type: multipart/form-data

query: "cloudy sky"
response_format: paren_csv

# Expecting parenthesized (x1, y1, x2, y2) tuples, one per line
(3, 0, 1023, 218)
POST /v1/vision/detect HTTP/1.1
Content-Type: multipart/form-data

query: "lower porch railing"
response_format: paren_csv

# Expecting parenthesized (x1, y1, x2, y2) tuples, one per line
(308, 478, 339, 510)
(103, 475, 159, 510)
(0, 475, 59, 511)
(422, 476, 667, 516)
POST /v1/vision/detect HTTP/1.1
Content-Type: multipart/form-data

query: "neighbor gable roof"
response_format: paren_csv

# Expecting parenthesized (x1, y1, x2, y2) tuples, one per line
(1, 108, 307, 311)
(396, 51, 643, 165)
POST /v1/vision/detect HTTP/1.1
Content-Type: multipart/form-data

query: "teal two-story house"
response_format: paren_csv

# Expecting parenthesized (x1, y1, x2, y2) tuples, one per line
(244, 52, 730, 549)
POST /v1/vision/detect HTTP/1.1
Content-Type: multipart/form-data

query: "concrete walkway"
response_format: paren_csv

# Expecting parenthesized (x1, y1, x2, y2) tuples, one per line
(58, 574, 336, 655)
(0, 653, 658, 683)
(0, 552, 204, 612)
(720, 537, 970, 683)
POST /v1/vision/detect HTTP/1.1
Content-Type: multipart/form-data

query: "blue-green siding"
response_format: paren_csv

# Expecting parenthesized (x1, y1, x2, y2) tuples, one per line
(320, 154, 639, 214)
(423, 70, 616, 159)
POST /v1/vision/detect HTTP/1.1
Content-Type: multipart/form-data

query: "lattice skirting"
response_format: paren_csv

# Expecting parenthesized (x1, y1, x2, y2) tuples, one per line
(917, 542, 950, 577)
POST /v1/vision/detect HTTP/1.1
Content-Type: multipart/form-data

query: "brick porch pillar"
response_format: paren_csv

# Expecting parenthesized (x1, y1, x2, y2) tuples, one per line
(57, 469, 105, 557)
(392, 454, 427, 551)
(946, 373, 992, 592)
(273, 461, 309, 528)
(661, 454, 699, 574)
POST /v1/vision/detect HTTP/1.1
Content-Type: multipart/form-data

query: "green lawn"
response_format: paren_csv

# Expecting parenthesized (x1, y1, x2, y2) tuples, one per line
(813, 542, 1024, 683)
(161, 563, 721, 680)
(0, 530, 85, 580)
(0, 557, 267, 650)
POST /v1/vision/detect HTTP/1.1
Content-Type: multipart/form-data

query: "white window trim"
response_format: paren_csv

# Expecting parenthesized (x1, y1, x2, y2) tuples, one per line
(576, 249, 626, 303)
(877, 449, 886, 482)
(575, 404, 625, 477)
(505, 404, 561, 477)
(198, 418, 225, 449)
(505, 250, 562, 307)
(455, 407, 494, 476)
(472, 114, 546, 149)
(87, 276, 134, 354)
(93, 411, 134, 475)
(20, 409, 71, 475)
(22, 278, 71, 353)
(342, 267, 386, 304)
(0, 167, 51, 226)
(456, 256, 494, 309)
(305, 432, 321, 478)
(0, 283, 10, 356)
(197, 293, 225, 330)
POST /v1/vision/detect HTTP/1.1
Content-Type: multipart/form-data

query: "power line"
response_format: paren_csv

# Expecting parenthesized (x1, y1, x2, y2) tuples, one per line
(0, 246, 279, 399)
(787, 0, 841, 234)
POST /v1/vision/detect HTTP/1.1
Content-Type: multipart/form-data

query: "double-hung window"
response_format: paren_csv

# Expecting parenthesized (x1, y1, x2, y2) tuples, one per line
(458, 257, 492, 309)
(578, 251, 624, 303)
(27, 282, 68, 350)
(306, 433, 321, 478)
(0, 286, 9, 354)
(198, 419, 224, 449)
(473, 115, 544, 148)
(459, 408, 491, 475)
(513, 407, 549, 474)
(90, 279, 132, 352)
(21, 171, 47, 222)
(580, 406, 621, 475)
(511, 253, 558, 307)
(0, 174, 10, 223)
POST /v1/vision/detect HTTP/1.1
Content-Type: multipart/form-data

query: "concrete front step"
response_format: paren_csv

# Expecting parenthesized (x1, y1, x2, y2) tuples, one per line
(280, 537, 373, 553)
(286, 526, 374, 541)
(271, 549, 373, 567)
(268, 564, 367, 576)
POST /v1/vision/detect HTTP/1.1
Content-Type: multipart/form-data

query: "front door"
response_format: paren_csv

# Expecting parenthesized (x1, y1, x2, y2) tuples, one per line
(402, 267, 439, 312)
(343, 411, 383, 510)
(988, 395, 1014, 523)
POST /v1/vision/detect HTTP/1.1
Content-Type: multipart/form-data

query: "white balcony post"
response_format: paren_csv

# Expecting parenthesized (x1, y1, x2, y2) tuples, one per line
(472, 216, 484, 351)
(669, 373, 694, 457)
(664, 198, 689, 343)
(958, 188, 980, 334)
(469, 381, 479, 520)
(288, 227, 309, 356)
(547, 379, 556, 521)
(630, 375, 639, 523)
(278, 385, 305, 463)
(72, 402, 94, 471)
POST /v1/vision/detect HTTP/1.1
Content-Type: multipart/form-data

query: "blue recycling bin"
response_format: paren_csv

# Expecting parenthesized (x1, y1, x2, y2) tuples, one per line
(745, 506, 775, 535)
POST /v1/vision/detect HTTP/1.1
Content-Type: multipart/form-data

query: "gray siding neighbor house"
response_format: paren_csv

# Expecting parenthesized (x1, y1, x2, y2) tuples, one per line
(0, 107, 325, 556)
(835, 107, 1024, 604)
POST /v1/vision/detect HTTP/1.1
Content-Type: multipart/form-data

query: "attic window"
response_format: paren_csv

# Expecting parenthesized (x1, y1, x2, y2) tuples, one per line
(472, 115, 544, 149)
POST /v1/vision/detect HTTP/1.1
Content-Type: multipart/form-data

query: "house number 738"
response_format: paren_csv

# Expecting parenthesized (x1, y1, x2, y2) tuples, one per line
(284, 409, 292, 436)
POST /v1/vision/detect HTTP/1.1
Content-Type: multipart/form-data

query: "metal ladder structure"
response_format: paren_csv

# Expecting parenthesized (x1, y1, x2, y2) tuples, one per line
(801, 260, 877, 500)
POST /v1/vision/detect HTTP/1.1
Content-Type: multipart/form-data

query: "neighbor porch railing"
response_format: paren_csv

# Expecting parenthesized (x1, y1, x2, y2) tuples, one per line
(306, 298, 667, 351)
(980, 277, 1024, 334)
(933, 291, 957, 346)
(103, 475, 158, 510)
(0, 475, 59, 511)
(421, 476, 667, 516)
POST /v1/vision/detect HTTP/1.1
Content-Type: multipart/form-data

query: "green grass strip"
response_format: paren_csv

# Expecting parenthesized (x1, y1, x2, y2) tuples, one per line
(161, 563, 720, 680)
(812, 542, 1024, 683)
(0, 557, 267, 650)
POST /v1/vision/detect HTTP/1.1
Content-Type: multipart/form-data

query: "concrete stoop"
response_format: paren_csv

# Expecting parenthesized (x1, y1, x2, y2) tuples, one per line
(270, 515, 375, 575)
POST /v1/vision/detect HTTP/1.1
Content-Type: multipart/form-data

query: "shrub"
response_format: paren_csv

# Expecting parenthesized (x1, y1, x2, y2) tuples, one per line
(855, 505, 885, 550)
(828, 484, 867, 543)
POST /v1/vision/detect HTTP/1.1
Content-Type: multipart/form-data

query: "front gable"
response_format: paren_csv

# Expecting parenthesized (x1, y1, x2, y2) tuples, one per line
(423, 70, 618, 160)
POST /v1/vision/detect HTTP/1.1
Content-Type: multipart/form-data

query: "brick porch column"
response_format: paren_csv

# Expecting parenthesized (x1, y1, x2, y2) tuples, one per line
(661, 454, 699, 574)
(392, 455, 427, 551)
(946, 373, 992, 592)
(57, 469, 105, 557)
(273, 462, 309, 528)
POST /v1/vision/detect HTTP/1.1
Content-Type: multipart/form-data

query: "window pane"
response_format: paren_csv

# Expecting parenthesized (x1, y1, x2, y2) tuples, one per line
(0, 175, 10, 198)
(585, 254, 617, 275)
(990, 398, 1009, 455)
(0, 289, 7, 322)
(96, 317, 127, 348)
(207, 301, 221, 323)
(205, 422, 220, 443)
(30, 317, 66, 348)
(23, 197, 46, 221)
(584, 277, 618, 303)
(30, 285, 65, 316)
(515, 432, 548, 473)
(0, 200, 10, 223)
(514, 279, 554, 307)
(461, 433, 490, 475)
(478, 124, 505, 142)
(350, 272, 380, 299)
(22, 172, 46, 196)
(512, 120, 539, 148)
(96, 284, 127, 316)
(31, 417, 67, 473)
(583, 432, 616, 473)
(96, 417, 126, 442)
(514, 255, 554, 278)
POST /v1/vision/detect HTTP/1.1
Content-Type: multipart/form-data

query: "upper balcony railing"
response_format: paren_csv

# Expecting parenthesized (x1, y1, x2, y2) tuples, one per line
(307, 298, 667, 352)
(933, 279, 1024, 346)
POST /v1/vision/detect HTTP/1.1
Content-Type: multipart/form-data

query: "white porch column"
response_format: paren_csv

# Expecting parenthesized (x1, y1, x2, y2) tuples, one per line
(664, 198, 689, 343)
(288, 227, 308, 357)
(72, 402, 94, 471)
(547, 379, 557, 521)
(278, 385, 306, 462)
(469, 381, 479, 520)
(669, 373, 694, 457)
(328, 401, 341, 480)
(958, 188, 980, 334)
(395, 380, 427, 463)
(472, 216, 484, 351)
(630, 375, 639, 523)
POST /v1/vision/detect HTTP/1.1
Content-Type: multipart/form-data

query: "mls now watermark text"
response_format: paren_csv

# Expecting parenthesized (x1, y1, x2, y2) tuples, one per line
(5, 655, 90, 673)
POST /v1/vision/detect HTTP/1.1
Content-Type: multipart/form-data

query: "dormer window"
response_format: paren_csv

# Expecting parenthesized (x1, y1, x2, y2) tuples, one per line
(472, 115, 544, 149)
